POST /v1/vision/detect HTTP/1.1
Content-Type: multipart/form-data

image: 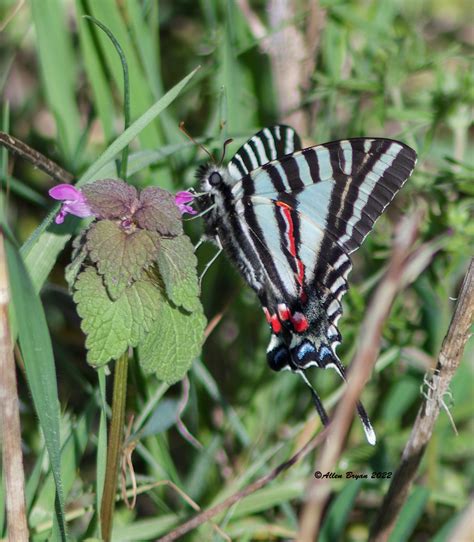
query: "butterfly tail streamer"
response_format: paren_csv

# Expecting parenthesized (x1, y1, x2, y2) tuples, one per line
(326, 355, 377, 445)
(298, 370, 329, 427)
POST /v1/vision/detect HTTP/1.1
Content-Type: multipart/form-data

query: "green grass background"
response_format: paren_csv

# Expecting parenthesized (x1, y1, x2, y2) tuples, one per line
(0, 0, 472, 540)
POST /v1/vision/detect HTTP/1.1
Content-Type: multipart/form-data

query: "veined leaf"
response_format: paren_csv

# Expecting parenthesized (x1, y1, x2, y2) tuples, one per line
(74, 267, 161, 366)
(138, 301, 206, 384)
(157, 235, 201, 312)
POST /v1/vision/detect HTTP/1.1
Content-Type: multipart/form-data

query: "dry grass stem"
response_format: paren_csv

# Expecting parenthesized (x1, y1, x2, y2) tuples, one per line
(369, 258, 474, 542)
(0, 231, 29, 541)
(447, 497, 474, 542)
(0, 131, 73, 184)
(238, 0, 325, 135)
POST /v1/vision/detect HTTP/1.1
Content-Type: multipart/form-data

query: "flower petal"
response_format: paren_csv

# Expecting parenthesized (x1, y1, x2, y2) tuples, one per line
(49, 184, 83, 201)
(175, 191, 195, 205)
(54, 210, 66, 224)
(179, 204, 197, 215)
(67, 201, 93, 218)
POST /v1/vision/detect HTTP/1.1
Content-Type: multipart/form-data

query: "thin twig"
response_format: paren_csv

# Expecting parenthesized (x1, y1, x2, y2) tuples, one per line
(0, 132, 73, 183)
(150, 480, 231, 542)
(298, 212, 424, 541)
(121, 414, 137, 510)
(156, 426, 330, 542)
(369, 258, 474, 542)
(0, 230, 29, 541)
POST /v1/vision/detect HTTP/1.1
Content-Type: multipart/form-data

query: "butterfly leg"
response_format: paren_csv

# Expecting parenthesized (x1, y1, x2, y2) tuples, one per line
(199, 237, 223, 284)
(194, 238, 204, 252)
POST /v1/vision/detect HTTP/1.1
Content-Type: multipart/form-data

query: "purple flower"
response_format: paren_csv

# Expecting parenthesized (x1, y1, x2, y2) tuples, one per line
(49, 184, 93, 224)
(175, 190, 197, 216)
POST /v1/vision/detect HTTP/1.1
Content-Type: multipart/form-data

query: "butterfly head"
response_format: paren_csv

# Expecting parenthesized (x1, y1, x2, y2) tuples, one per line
(196, 164, 232, 195)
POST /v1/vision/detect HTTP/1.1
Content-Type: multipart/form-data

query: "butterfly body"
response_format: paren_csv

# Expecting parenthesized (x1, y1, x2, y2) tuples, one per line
(196, 125, 417, 445)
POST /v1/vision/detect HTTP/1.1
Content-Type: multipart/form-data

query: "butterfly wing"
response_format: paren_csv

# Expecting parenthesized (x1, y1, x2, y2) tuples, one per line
(228, 125, 302, 181)
(232, 138, 417, 370)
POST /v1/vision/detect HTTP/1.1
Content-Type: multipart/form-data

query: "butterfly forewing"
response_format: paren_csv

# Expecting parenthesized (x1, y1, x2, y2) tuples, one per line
(228, 125, 302, 181)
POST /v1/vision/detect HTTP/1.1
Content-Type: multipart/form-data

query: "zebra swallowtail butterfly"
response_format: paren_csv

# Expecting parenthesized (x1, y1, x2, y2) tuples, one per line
(195, 125, 417, 445)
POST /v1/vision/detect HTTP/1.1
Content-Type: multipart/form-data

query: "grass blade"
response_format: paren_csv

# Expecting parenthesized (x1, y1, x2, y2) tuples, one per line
(30, 0, 82, 167)
(319, 480, 363, 542)
(4, 226, 66, 541)
(388, 486, 430, 542)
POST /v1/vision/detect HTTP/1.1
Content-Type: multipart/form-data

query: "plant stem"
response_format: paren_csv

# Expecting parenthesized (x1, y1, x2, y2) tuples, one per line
(100, 351, 129, 542)
(0, 131, 73, 183)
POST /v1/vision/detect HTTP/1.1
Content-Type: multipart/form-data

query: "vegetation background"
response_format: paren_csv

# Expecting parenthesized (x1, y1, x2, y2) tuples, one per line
(0, 0, 472, 540)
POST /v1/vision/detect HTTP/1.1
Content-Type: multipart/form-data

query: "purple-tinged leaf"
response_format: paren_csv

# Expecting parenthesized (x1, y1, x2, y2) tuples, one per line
(82, 179, 139, 220)
(135, 187, 183, 236)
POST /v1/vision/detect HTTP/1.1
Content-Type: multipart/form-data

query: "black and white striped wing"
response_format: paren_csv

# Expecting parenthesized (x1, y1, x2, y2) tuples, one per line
(228, 125, 302, 181)
(233, 138, 417, 356)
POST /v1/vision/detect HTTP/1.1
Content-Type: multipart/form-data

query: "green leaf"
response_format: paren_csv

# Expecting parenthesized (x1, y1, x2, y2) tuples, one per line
(157, 235, 201, 312)
(95, 367, 107, 540)
(30, 0, 81, 165)
(388, 486, 430, 542)
(111, 515, 178, 542)
(87, 220, 161, 299)
(76, 1, 115, 142)
(138, 301, 206, 384)
(78, 64, 198, 187)
(137, 399, 180, 439)
(74, 267, 161, 366)
(81, 15, 131, 181)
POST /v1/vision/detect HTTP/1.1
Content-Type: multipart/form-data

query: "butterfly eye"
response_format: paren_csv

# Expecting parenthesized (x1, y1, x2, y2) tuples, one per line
(209, 172, 222, 186)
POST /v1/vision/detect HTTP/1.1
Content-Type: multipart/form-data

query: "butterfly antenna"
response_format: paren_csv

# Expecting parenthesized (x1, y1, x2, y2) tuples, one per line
(179, 121, 215, 164)
(298, 370, 329, 427)
(218, 138, 234, 167)
(327, 356, 376, 446)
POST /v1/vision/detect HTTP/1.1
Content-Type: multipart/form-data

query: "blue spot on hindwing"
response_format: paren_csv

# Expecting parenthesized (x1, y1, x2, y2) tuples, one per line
(292, 341, 336, 368)
(296, 341, 316, 360)
(318, 345, 333, 363)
